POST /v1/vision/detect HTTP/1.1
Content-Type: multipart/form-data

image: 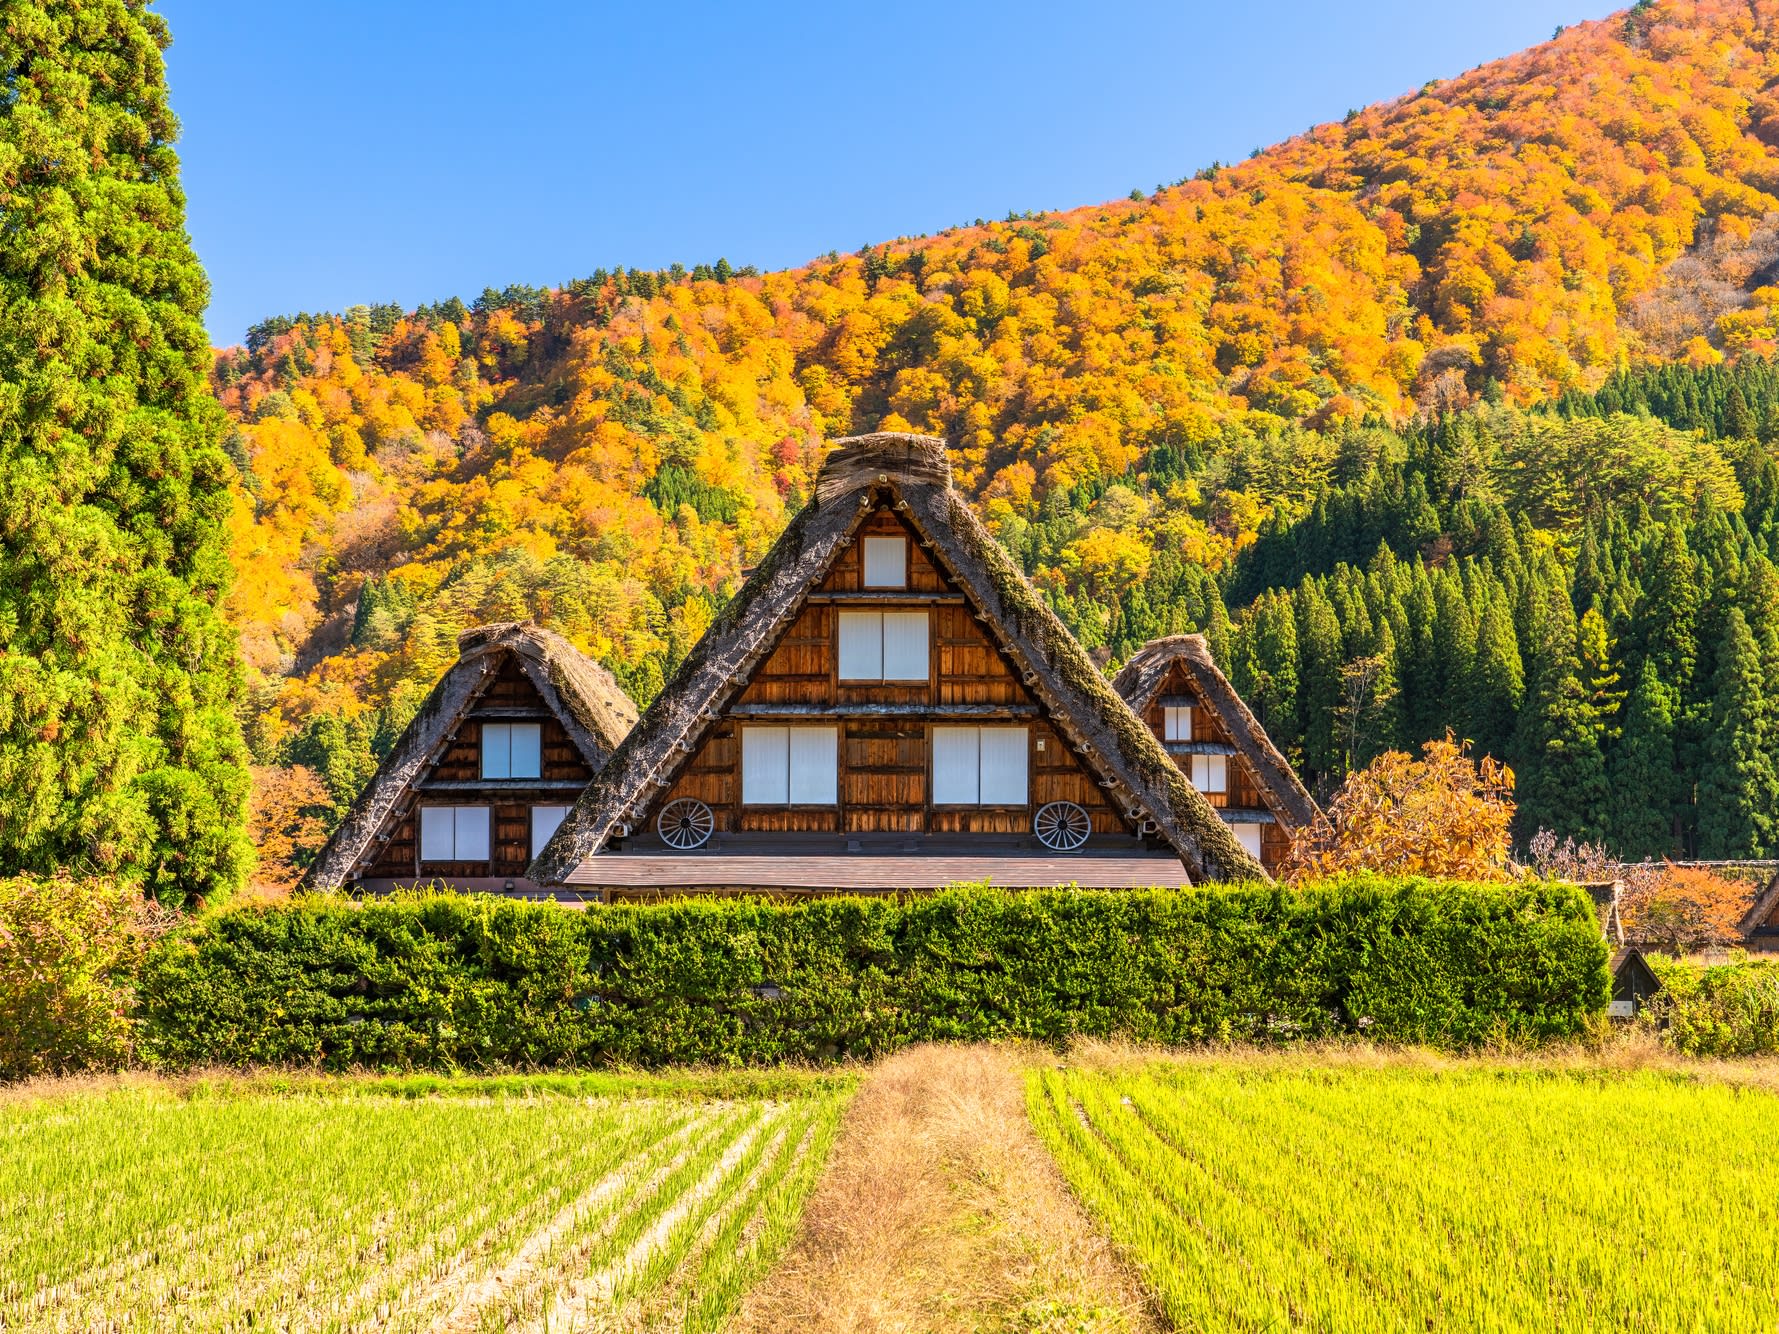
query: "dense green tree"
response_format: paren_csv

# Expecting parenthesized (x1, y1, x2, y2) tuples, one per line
(0, 3, 247, 904)
(1608, 661, 1679, 859)
(1697, 608, 1779, 858)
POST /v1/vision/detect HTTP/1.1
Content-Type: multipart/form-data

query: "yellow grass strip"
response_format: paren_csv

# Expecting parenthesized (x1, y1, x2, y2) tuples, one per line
(731, 1044, 1159, 1334)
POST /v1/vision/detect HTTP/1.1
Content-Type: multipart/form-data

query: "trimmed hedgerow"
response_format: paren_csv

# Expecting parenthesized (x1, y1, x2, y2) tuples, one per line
(137, 877, 1608, 1070)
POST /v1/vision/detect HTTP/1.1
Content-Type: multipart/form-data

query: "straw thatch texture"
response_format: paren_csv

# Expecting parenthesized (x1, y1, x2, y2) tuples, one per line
(303, 622, 637, 890)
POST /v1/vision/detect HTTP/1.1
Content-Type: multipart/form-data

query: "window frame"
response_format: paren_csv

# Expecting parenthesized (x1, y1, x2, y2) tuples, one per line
(740, 724, 839, 807)
(1163, 704, 1193, 742)
(861, 534, 909, 589)
(419, 805, 491, 862)
(929, 725, 1030, 808)
(1190, 753, 1229, 795)
(480, 722, 543, 780)
(530, 804, 572, 859)
(836, 609, 929, 683)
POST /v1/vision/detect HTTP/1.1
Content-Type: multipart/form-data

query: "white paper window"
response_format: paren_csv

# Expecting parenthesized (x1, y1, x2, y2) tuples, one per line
(862, 535, 907, 588)
(743, 726, 837, 805)
(979, 728, 1029, 805)
(932, 726, 1028, 806)
(531, 805, 571, 858)
(931, 727, 980, 805)
(742, 726, 790, 805)
(789, 726, 839, 804)
(421, 806, 490, 861)
(1232, 822, 1264, 858)
(1190, 754, 1228, 794)
(1163, 705, 1193, 741)
(481, 723, 541, 779)
(838, 611, 928, 681)
(882, 612, 929, 679)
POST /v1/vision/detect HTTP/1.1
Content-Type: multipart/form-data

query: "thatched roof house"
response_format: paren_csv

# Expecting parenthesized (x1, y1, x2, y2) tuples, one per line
(304, 622, 637, 894)
(1111, 634, 1318, 874)
(530, 433, 1264, 897)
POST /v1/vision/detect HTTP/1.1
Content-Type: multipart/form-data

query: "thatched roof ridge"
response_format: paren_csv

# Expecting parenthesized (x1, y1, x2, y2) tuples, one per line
(1112, 634, 1319, 830)
(303, 622, 637, 890)
(530, 435, 1265, 885)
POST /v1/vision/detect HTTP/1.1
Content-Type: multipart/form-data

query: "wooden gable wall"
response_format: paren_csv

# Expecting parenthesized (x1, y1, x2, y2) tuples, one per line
(643, 506, 1133, 841)
(363, 654, 596, 881)
(1137, 660, 1294, 871)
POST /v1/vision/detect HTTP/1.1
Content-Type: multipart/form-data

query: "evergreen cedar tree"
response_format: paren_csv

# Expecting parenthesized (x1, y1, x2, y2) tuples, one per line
(200, 0, 1779, 864)
(0, 3, 248, 905)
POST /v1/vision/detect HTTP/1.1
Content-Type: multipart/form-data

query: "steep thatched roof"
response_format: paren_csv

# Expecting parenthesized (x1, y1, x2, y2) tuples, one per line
(303, 622, 637, 890)
(1112, 634, 1320, 830)
(531, 433, 1266, 885)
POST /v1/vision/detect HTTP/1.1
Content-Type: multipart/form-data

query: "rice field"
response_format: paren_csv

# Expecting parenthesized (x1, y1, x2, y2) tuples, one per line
(1, 1071, 850, 1333)
(1028, 1058, 1779, 1332)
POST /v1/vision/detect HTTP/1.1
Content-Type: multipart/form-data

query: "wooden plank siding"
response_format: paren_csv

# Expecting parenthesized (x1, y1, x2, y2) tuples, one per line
(363, 654, 597, 881)
(641, 505, 1136, 845)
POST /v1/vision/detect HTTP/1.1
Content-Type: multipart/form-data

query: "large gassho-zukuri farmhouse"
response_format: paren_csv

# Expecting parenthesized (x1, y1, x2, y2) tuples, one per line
(303, 622, 638, 894)
(529, 434, 1265, 898)
(1112, 635, 1319, 876)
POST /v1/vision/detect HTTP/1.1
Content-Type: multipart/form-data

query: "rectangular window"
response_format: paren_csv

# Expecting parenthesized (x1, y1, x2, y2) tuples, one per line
(1231, 822, 1264, 859)
(931, 726, 1028, 805)
(861, 535, 908, 588)
(742, 726, 838, 805)
(531, 804, 571, 858)
(420, 806, 490, 861)
(1190, 754, 1228, 794)
(481, 723, 542, 779)
(837, 610, 928, 681)
(1163, 705, 1193, 741)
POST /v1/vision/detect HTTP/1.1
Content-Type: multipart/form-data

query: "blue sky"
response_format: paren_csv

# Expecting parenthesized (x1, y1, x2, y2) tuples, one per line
(161, 1, 1620, 345)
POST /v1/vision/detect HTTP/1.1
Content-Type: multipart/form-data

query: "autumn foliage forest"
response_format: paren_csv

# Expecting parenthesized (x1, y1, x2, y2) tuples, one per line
(226, 0, 1779, 883)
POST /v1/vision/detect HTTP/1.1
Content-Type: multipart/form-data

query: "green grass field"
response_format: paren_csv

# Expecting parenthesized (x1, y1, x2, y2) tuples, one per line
(1, 1071, 850, 1332)
(1028, 1057, 1779, 1332)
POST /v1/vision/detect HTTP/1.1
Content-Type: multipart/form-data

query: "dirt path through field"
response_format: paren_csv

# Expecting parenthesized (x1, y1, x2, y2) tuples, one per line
(729, 1043, 1159, 1334)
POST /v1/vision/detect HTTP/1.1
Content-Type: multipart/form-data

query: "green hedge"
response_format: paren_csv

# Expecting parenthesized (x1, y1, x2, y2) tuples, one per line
(1646, 956, 1779, 1057)
(137, 877, 1609, 1070)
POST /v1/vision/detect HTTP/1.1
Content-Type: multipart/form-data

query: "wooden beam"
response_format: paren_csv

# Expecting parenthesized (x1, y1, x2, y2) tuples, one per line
(727, 703, 1039, 719)
(418, 779, 588, 792)
(805, 592, 967, 605)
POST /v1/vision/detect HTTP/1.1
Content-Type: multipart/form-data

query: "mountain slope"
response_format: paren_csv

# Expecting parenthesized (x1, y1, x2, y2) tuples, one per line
(218, 0, 1779, 875)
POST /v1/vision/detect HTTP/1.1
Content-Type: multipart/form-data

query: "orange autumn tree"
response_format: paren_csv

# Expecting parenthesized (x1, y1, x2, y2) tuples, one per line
(1621, 864, 1750, 956)
(1286, 735, 1516, 881)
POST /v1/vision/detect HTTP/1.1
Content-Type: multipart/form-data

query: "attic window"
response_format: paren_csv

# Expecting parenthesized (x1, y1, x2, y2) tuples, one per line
(861, 535, 908, 588)
(482, 723, 542, 779)
(1163, 705, 1193, 741)
(1230, 822, 1263, 858)
(838, 610, 928, 681)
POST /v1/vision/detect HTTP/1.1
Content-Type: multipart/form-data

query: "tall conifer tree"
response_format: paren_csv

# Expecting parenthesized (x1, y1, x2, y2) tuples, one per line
(1608, 661, 1678, 859)
(1697, 608, 1779, 857)
(0, 3, 247, 903)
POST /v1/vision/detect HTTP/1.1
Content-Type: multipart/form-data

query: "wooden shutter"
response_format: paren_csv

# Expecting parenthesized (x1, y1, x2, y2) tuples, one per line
(979, 727, 1029, 805)
(531, 805, 571, 858)
(861, 535, 907, 588)
(509, 724, 542, 778)
(420, 807, 455, 860)
(480, 724, 511, 779)
(788, 727, 839, 804)
(742, 726, 790, 804)
(837, 611, 882, 680)
(454, 807, 491, 861)
(931, 727, 979, 804)
(881, 611, 929, 680)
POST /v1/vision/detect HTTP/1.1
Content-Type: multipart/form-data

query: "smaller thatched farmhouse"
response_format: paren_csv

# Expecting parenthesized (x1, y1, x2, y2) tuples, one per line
(1112, 635, 1318, 875)
(303, 622, 638, 894)
(530, 433, 1264, 898)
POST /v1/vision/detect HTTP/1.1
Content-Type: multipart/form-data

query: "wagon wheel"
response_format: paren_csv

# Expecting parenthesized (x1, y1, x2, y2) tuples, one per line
(656, 798, 714, 850)
(1034, 801, 1091, 852)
